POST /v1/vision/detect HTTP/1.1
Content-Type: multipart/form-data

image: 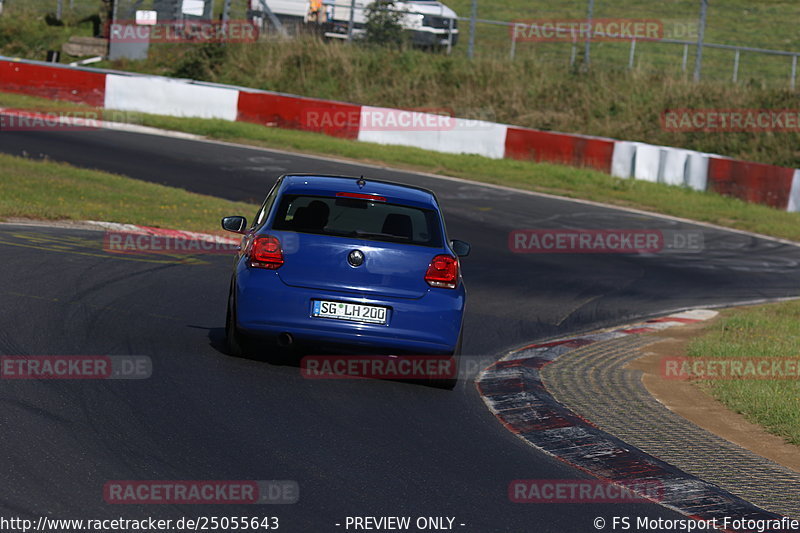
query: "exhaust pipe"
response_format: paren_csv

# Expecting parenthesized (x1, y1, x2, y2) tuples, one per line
(277, 332, 294, 348)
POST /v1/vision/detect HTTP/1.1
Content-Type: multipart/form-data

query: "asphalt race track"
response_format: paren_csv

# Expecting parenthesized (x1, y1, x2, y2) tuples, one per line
(1, 125, 799, 532)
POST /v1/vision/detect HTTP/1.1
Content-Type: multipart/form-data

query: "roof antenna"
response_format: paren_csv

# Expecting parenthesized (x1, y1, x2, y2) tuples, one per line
(357, 176, 366, 188)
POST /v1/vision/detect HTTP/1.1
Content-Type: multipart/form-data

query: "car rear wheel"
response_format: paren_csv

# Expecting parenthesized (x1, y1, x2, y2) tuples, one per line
(427, 333, 462, 390)
(226, 283, 296, 364)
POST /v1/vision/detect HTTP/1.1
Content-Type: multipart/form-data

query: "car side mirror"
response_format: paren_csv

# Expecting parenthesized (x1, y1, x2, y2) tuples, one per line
(221, 216, 248, 234)
(450, 239, 470, 257)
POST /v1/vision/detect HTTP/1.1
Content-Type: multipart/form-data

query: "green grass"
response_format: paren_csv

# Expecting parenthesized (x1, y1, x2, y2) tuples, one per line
(99, 38, 800, 169)
(687, 301, 800, 446)
(0, 151, 256, 234)
(5, 7, 800, 167)
(2, 89, 800, 242)
(0, 3, 95, 61)
(445, 0, 800, 50)
(444, 0, 800, 80)
(209, 0, 800, 70)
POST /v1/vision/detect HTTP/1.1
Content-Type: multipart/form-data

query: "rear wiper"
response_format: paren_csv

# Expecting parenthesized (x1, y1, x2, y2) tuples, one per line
(353, 230, 409, 240)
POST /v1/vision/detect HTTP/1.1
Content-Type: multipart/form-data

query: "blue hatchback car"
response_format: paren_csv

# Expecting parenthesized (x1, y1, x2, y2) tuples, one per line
(221, 174, 469, 385)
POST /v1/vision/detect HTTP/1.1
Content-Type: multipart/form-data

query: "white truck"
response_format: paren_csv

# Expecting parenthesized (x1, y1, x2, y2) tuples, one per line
(249, 0, 459, 48)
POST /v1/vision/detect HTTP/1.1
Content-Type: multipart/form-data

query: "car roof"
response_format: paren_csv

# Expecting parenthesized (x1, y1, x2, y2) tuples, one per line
(279, 174, 440, 210)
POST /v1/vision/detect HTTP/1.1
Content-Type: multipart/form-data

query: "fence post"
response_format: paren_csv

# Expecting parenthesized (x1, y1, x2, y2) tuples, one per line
(258, 0, 287, 35)
(682, 43, 688, 72)
(447, 17, 454, 55)
(584, 0, 594, 69)
(693, 0, 708, 82)
(347, 0, 356, 40)
(222, 0, 231, 23)
(792, 55, 797, 91)
(570, 34, 577, 66)
(628, 38, 636, 69)
(468, 0, 476, 59)
(509, 29, 515, 60)
(732, 49, 740, 83)
(57, 0, 63, 19)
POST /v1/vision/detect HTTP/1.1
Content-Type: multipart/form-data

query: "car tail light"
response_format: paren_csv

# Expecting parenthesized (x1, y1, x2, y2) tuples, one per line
(425, 254, 459, 289)
(249, 235, 284, 269)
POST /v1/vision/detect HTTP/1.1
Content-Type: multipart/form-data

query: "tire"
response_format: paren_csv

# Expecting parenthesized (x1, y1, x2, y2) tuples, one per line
(225, 285, 251, 358)
(427, 333, 462, 390)
(226, 283, 292, 364)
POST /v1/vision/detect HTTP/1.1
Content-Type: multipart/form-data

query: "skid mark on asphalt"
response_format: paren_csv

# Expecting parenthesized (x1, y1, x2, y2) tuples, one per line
(551, 293, 605, 327)
(2, 290, 183, 325)
(0, 230, 208, 265)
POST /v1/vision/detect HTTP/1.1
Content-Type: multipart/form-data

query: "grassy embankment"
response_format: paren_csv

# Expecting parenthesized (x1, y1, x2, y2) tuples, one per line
(687, 302, 800, 446)
(2, 89, 800, 242)
(0, 152, 255, 234)
(3, 5, 800, 168)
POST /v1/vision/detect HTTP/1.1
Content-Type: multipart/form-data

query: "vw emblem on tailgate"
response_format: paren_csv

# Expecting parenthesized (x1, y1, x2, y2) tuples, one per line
(348, 250, 365, 267)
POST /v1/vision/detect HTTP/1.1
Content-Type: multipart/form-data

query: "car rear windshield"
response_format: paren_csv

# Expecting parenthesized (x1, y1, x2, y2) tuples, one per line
(272, 195, 443, 247)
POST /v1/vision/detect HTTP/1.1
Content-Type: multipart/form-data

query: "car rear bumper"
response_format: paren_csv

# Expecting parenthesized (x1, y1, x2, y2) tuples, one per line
(234, 269, 464, 355)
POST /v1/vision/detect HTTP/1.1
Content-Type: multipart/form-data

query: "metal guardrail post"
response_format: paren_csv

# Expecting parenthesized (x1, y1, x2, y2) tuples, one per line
(258, 0, 287, 35)
(222, 0, 231, 24)
(584, 0, 594, 69)
(693, 0, 708, 82)
(468, 0, 476, 59)
(682, 44, 689, 72)
(347, 0, 355, 41)
(570, 34, 577, 67)
(447, 17, 454, 55)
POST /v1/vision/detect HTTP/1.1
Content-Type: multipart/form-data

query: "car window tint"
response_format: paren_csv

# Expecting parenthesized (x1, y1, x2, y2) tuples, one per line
(272, 195, 442, 247)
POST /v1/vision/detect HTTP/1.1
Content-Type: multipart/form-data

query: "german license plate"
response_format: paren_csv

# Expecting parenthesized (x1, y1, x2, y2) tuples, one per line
(312, 300, 388, 325)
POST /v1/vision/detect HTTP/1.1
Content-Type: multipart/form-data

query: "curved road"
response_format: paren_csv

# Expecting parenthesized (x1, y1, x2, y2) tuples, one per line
(1, 126, 799, 532)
